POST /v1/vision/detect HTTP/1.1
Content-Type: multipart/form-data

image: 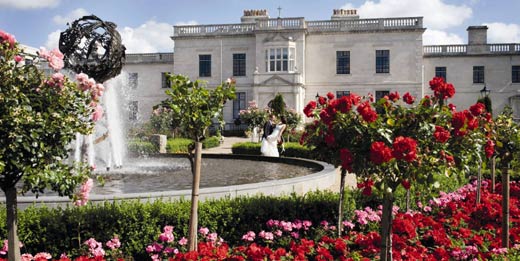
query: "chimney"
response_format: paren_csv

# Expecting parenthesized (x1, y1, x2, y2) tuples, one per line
(241, 9, 269, 23)
(467, 26, 488, 54)
(331, 9, 359, 20)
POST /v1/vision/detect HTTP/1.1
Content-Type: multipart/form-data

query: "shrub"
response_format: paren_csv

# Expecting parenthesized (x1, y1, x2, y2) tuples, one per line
(232, 141, 312, 159)
(231, 142, 261, 155)
(127, 139, 157, 155)
(202, 136, 221, 149)
(166, 138, 193, 153)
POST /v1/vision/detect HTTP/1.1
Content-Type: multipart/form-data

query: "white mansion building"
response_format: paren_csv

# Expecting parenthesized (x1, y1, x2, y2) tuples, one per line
(123, 9, 520, 128)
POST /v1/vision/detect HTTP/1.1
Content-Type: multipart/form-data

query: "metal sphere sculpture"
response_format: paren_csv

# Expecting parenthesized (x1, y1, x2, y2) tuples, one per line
(59, 15, 126, 83)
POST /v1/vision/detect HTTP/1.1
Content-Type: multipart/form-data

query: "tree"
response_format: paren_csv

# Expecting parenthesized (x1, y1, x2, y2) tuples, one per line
(301, 81, 490, 260)
(0, 31, 94, 260)
(269, 93, 286, 117)
(160, 74, 235, 251)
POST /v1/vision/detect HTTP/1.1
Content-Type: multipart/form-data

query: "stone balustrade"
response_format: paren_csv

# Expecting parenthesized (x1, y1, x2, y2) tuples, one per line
(424, 43, 520, 56)
(173, 17, 423, 37)
(126, 53, 173, 63)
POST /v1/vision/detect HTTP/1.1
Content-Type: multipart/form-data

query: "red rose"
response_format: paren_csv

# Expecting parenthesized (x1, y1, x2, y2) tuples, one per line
(356, 101, 378, 123)
(433, 126, 450, 143)
(485, 139, 495, 158)
(448, 103, 457, 112)
(340, 148, 354, 172)
(388, 91, 400, 102)
(303, 101, 317, 117)
(370, 141, 393, 164)
(336, 95, 352, 113)
(392, 136, 418, 162)
(403, 92, 415, 105)
(438, 83, 455, 99)
(326, 92, 335, 100)
(467, 117, 478, 130)
(318, 96, 327, 105)
(401, 180, 411, 190)
(325, 132, 335, 146)
(349, 93, 361, 105)
(421, 95, 432, 107)
(429, 76, 445, 92)
(469, 102, 486, 116)
(451, 111, 466, 130)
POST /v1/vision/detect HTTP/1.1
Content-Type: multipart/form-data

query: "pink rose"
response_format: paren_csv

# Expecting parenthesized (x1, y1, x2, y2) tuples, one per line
(92, 104, 104, 122)
(14, 55, 23, 63)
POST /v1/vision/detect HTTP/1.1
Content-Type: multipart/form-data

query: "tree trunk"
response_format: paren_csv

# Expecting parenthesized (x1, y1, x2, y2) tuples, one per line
(491, 157, 496, 193)
(337, 169, 346, 236)
(5, 186, 21, 261)
(380, 190, 394, 261)
(501, 165, 510, 248)
(188, 142, 203, 251)
(476, 160, 482, 205)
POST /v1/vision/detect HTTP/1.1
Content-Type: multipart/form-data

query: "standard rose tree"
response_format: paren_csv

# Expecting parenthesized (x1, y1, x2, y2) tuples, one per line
(0, 30, 99, 261)
(301, 77, 493, 260)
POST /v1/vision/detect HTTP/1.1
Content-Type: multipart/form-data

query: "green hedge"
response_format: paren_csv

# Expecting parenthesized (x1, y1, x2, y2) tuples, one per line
(127, 139, 158, 155)
(0, 190, 354, 259)
(166, 137, 221, 153)
(231, 141, 312, 159)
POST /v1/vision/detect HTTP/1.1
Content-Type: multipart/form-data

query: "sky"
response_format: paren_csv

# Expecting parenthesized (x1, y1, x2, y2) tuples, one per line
(0, 0, 519, 53)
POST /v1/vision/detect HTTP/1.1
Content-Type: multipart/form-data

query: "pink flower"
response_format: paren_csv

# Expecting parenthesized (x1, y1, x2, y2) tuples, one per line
(242, 231, 256, 242)
(14, 55, 23, 63)
(0, 30, 17, 48)
(74, 178, 93, 206)
(206, 232, 218, 242)
(92, 104, 104, 122)
(106, 236, 121, 250)
(198, 227, 209, 235)
(178, 237, 188, 246)
(39, 47, 64, 71)
(259, 231, 274, 241)
(34, 252, 52, 260)
(159, 231, 174, 243)
(21, 254, 33, 261)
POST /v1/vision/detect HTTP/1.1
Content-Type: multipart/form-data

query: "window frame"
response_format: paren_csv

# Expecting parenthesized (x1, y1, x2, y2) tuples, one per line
(233, 53, 246, 77)
(199, 54, 212, 77)
(233, 92, 246, 119)
(265, 47, 295, 72)
(512, 65, 520, 83)
(336, 51, 351, 75)
(435, 66, 447, 81)
(128, 72, 138, 89)
(336, 90, 351, 98)
(375, 50, 390, 73)
(473, 66, 485, 84)
(161, 72, 170, 88)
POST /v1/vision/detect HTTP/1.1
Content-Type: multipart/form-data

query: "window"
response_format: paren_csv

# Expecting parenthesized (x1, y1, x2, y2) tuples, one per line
(375, 90, 390, 114)
(128, 101, 138, 121)
(513, 66, 520, 83)
(473, 66, 485, 83)
(128, 73, 138, 89)
(336, 51, 350, 74)
(376, 50, 390, 73)
(24, 59, 33, 65)
(265, 47, 295, 72)
(233, 92, 246, 119)
(435, 66, 447, 81)
(161, 72, 170, 88)
(336, 91, 351, 98)
(233, 53, 246, 76)
(199, 54, 211, 77)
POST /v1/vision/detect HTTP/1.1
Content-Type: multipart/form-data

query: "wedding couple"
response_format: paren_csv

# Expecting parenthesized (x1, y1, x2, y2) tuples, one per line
(260, 114, 287, 157)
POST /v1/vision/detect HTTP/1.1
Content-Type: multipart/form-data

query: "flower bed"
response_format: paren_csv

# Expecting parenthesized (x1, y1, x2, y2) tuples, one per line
(2, 180, 519, 260)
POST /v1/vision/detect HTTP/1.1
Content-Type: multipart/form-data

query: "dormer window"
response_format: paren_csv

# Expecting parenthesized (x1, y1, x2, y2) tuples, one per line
(265, 47, 295, 72)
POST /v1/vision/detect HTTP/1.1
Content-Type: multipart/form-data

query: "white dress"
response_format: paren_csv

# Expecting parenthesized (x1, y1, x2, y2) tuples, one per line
(261, 124, 284, 157)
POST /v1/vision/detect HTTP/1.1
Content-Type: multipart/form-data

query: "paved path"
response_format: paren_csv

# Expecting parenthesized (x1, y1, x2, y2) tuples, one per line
(203, 136, 251, 154)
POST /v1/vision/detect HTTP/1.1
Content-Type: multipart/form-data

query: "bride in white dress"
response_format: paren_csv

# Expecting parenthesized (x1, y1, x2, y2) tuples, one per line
(260, 119, 286, 157)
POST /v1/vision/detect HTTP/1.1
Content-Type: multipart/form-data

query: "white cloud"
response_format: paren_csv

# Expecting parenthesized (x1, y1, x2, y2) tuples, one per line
(0, 0, 59, 9)
(342, 0, 472, 30)
(423, 29, 464, 45)
(53, 8, 90, 26)
(120, 20, 174, 53)
(44, 30, 61, 50)
(484, 22, 520, 43)
(175, 20, 198, 26)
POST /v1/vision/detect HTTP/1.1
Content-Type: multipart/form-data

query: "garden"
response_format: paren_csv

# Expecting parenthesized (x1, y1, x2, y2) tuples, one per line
(2, 28, 520, 261)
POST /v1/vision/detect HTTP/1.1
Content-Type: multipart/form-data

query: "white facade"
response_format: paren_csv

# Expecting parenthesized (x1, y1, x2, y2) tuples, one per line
(127, 9, 520, 126)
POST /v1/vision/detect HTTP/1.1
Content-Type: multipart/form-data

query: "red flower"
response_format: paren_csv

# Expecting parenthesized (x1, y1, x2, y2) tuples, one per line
(433, 126, 450, 143)
(370, 141, 393, 164)
(357, 179, 374, 196)
(485, 139, 494, 158)
(401, 179, 411, 190)
(451, 111, 466, 130)
(403, 92, 415, 105)
(326, 92, 335, 100)
(340, 148, 354, 172)
(388, 91, 400, 102)
(356, 101, 378, 123)
(467, 117, 478, 130)
(318, 96, 327, 105)
(470, 102, 486, 116)
(429, 77, 455, 100)
(392, 136, 417, 162)
(336, 96, 352, 113)
(304, 101, 317, 117)
(421, 95, 432, 107)
(349, 93, 361, 105)
(448, 103, 457, 112)
(319, 109, 334, 126)
(325, 132, 336, 146)
(429, 76, 445, 92)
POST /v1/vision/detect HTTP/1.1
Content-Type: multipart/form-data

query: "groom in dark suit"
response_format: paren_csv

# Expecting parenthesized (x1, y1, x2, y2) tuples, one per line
(262, 114, 276, 140)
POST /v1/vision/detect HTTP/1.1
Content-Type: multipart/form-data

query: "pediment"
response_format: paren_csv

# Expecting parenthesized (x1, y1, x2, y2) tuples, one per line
(263, 33, 296, 43)
(259, 75, 294, 86)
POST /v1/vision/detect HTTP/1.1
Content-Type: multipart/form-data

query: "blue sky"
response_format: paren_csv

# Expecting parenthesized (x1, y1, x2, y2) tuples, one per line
(1, 0, 519, 53)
